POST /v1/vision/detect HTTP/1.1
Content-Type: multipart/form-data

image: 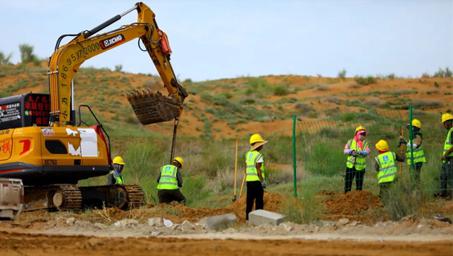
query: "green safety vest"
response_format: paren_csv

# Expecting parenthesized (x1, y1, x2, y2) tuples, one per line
(112, 171, 124, 185)
(157, 164, 179, 190)
(443, 127, 453, 163)
(376, 151, 397, 184)
(245, 150, 265, 182)
(405, 142, 426, 165)
(346, 139, 368, 171)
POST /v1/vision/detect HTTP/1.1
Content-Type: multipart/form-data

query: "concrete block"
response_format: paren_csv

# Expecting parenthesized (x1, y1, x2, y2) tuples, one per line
(248, 210, 285, 226)
(198, 213, 237, 231)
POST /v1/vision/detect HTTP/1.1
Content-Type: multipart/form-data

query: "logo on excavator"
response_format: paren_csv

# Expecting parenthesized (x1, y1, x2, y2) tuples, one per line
(100, 34, 125, 49)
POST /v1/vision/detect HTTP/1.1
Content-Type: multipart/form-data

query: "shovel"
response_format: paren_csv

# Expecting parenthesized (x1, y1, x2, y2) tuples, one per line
(232, 139, 239, 201)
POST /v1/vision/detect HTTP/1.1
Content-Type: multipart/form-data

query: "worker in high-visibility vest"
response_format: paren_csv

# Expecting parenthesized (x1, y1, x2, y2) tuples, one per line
(343, 126, 370, 193)
(438, 113, 453, 199)
(245, 133, 267, 220)
(107, 156, 125, 185)
(398, 118, 426, 186)
(374, 140, 404, 200)
(157, 157, 186, 204)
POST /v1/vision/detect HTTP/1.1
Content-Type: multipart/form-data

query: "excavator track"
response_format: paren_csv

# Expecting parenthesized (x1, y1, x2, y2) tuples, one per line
(123, 185, 145, 209)
(54, 185, 83, 210)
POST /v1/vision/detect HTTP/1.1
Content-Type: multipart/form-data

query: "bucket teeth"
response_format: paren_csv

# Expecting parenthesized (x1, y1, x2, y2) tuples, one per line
(127, 89, 182, 124)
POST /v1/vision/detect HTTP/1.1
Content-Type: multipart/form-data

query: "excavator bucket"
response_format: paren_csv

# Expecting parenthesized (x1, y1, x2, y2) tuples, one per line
(127, 89, 182, 124)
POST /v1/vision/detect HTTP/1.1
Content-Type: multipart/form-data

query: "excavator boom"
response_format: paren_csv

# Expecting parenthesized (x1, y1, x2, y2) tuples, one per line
(48, 2, 187, 126)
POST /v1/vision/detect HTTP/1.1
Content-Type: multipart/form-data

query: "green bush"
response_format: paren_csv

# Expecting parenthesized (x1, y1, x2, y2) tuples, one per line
(355, 76, 377, 85)
(337, 69, 347, 79)
(273, 86, 290, 96)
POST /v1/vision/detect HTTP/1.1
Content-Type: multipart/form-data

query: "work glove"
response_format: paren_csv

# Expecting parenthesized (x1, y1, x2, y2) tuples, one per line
(358, 150, 368, 156)
(261, 181, 267, 189)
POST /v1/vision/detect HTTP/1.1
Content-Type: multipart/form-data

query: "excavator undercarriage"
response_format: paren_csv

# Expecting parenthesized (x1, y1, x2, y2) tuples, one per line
(23, 184, 145, 211)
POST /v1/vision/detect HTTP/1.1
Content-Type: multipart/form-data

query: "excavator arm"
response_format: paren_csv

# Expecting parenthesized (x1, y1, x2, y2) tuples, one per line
(48, 2, 187, 126)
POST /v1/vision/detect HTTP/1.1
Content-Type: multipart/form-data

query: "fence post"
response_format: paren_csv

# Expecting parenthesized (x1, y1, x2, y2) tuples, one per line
(292, 115, 298, 197)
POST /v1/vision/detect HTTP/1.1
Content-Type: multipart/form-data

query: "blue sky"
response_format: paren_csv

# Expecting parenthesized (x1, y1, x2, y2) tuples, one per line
(1, 0, 452, 81)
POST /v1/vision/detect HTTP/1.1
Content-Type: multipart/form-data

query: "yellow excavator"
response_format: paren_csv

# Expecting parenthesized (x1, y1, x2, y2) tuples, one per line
(0, 2, 187, 211)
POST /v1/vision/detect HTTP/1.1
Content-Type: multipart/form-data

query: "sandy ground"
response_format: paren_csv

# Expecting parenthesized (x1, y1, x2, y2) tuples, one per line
(0, 230, 452, 256)
(0, 191, 452, 255)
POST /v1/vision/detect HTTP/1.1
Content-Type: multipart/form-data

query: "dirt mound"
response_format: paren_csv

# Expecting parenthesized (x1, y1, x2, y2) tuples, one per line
(227, 192, 283, 221)
(65, 192, 284, 224)
(323, 191, 384, 223)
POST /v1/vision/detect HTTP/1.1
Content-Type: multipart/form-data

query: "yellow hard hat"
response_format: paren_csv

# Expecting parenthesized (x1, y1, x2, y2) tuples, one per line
(375, 140, 389, 151)
(411, 119, 422, 129)
(441, 113, 453, 123)
(249, 133, 265, 145)
(173, 156, 184, 167)
(113, 156, 125, 165)
(355, 125, 366, 133)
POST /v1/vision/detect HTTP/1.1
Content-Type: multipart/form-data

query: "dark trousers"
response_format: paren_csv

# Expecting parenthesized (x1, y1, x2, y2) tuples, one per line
(411, 162, 423, 189)
(246, 181, 264, 220)
(158, 189, 186, 204)
(379, 182, 394, 200)
(440, 160, 453, 199)
(344, 167, 365, 193)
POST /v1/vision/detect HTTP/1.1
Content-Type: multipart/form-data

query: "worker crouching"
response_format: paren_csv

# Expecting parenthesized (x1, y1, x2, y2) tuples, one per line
(374, 140, 404, 200)
(107, 156, 125, 185)
(245, 133, 267, 221)
(157, 157, 186, 204)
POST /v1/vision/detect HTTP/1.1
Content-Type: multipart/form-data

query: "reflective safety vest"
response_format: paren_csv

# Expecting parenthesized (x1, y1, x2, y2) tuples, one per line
(111, 171, 124, 185)
(376, 151, 397, 184)
(443, 127, 453, 163)
(157, 164, 179, 190)
(406, 143, 426, 165)
(245, 150, 265, 182)
(346, 139, 368, 171)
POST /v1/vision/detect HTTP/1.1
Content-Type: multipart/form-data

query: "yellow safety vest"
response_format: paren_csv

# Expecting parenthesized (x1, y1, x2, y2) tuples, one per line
(245, 150, 265, 182)
(443, 127, 453, 163)
(346, 139, 368, 171)
(157, 164, 178, 190)
(111, 171, 124, 185)
(376, 151, 397, 184)
(406, 133, 426, 165)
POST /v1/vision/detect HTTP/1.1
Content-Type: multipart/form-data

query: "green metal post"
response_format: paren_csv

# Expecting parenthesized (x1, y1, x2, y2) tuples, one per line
(292, 115, 298, 197)
(409, 105, 415, 172)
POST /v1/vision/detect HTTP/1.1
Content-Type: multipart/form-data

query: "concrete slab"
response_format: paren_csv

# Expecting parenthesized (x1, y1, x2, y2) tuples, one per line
(248, 209, 285, 226)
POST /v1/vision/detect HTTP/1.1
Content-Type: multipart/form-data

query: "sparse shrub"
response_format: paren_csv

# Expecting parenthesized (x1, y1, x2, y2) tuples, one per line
(114, 65, 123, 72)
(19, 44, 39, 64)
(355, 76, 377, 85)
(387, 73, 396, 79)
(433, 67, 452, 78)
(294, 103, 315, 115)
(364, 98, 384, 107)
(337, 69, 347, 79)
(273, 85, 290, 96)
(325, 96, 341, 105)
(411, 99, 443, 110)
(0, 52, 12, 65)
